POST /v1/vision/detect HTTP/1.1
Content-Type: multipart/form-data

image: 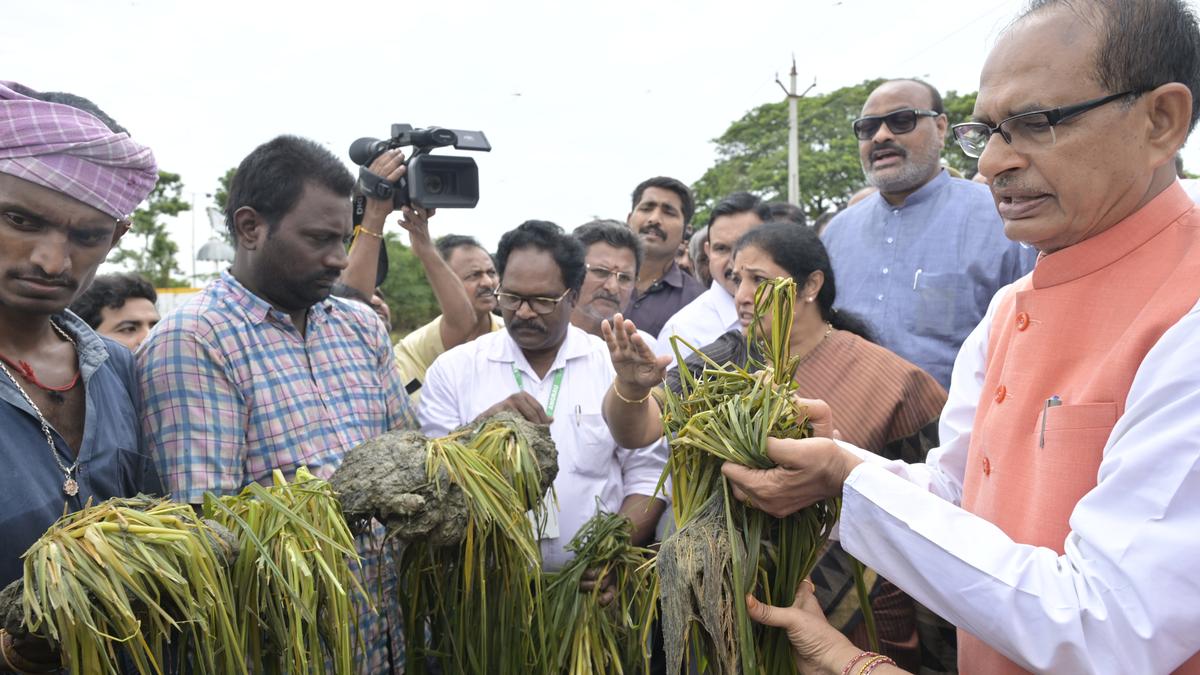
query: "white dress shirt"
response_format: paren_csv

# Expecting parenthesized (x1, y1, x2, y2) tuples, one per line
(655, 281, 741, 362)
(836, 289, 1200, 673)
(419, 325, 668, 570)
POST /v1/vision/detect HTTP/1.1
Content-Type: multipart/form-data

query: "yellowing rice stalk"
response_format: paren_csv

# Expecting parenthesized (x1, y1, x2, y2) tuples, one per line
(204, 466, 364, 675)
(19, 496, 245, 675)
(332, 412, 558, 675)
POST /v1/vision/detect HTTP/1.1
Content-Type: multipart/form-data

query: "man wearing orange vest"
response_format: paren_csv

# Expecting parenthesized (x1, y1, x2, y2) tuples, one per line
(719, 0, 1200, 672)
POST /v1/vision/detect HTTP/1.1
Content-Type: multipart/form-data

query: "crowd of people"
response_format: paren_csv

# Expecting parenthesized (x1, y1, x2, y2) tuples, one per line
(3, 0, 1200, 673)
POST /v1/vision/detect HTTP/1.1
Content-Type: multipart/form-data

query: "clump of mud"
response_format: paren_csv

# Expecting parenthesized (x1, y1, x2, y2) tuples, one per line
(332, 412, 558, 546)
(657, 492, 742, 675)
(332, 430, 466, 546)
(0, 578, 25, 637)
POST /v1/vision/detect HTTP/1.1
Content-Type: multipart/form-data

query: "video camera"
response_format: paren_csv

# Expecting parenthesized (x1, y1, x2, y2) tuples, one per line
(349, 124, 491, 209)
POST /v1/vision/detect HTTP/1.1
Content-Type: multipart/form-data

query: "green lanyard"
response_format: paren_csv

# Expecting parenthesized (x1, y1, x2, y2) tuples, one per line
(511, 364, 564, 417)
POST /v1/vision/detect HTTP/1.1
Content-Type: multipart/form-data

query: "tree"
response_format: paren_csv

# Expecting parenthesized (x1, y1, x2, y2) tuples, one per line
(690, 80, 980, 225)
(378, 233, 439, 335)
(212, 167, 236, 214)
(111, 170, 190, 287)
(211, 167, 238, 243)
(941, 90, 979, 177)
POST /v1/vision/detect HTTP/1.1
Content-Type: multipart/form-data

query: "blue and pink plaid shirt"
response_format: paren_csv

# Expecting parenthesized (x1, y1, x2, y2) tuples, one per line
(137, 271, 416, 674)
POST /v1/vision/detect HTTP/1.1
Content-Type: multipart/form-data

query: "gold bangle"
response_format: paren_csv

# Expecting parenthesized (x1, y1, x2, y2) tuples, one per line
(612, 379, 652, 404)
(353, 225, 385, 240)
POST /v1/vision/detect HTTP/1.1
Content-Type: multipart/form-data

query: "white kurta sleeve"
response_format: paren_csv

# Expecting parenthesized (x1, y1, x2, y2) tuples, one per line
(418, 351, 465, 437)
(617, 437, 670, 503)
(838, 298, 1200, 674)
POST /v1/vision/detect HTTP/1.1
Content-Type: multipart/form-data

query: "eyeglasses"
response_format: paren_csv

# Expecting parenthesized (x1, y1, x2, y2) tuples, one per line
(585, 264, 636, 288)
(494, 288, 571, 315)
(951, 90, 1140, 159)
(852, 109, 941, 141)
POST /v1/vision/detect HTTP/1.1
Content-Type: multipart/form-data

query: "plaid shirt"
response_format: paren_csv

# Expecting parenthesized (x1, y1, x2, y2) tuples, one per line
(137, 271, 416, 674)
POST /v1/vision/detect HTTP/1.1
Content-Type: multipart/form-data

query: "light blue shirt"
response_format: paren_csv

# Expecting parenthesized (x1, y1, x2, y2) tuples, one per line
(821, 170, 1036, 389)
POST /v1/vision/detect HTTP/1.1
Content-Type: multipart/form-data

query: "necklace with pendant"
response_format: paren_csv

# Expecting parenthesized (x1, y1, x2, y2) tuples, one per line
(0, 320, 80, 496)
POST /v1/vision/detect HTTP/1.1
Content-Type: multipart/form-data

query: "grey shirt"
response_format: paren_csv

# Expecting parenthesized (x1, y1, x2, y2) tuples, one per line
(624, 261, 705, 339)
(0, 312, 161, 586)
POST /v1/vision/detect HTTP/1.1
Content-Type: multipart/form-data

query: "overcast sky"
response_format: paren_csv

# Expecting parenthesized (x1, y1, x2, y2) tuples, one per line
(6, 0, 1200, 283)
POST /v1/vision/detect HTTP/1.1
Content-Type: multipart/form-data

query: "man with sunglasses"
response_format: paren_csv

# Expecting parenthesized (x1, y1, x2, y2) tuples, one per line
(822, 79, 1035, 390)
(420, 220, 668, 572)
(570, 220, 658, 351)
(722, 1, 1200, 673)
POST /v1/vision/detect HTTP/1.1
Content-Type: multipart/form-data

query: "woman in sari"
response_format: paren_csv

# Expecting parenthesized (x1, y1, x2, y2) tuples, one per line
(602, 222, 951, 671)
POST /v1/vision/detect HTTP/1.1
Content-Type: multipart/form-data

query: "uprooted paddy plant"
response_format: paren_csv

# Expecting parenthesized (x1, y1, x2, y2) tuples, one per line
(656, 277, 870, 674)
(205, 466, 365, 675)
(14, 496, 245, 675)
(542, 509, 658, 674)
(333, 411, 559, 674)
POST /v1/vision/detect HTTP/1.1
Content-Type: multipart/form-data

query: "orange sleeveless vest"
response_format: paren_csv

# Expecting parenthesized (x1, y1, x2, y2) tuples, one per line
(958, 184, 1200, 674)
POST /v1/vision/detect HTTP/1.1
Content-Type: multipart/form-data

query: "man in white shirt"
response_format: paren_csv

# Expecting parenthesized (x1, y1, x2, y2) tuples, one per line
(420, 220, 667, 570)
(655, 192, 769, 360)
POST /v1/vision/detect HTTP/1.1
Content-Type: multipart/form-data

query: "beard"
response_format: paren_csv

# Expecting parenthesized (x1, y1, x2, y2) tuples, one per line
(865, 142, 941, 194)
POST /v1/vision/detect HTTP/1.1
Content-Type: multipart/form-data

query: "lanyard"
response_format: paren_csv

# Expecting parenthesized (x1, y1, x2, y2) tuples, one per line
(511, 364, 564, 418)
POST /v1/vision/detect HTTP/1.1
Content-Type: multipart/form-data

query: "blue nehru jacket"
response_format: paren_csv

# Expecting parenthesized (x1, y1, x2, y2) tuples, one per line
(821, 170, 1036, 389)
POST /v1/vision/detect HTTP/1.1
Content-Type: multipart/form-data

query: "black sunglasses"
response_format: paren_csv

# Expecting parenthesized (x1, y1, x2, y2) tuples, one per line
(852, 109, 941, 141)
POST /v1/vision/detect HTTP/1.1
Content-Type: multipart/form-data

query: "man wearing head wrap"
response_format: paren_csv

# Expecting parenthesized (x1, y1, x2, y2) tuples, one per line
(0, 81, 162, 673)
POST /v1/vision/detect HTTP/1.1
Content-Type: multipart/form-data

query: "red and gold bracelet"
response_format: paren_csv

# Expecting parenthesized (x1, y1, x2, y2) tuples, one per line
(859, 653, 898, 675)
(840, 651, 874, 675)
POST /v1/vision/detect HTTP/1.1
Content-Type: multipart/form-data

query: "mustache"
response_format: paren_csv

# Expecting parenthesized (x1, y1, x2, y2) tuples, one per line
(990, 174, 1040, 192)
(869, 141, 907, 161)
(510, 320, 546, 334)
(476, 287, 497, 298)
(590, 290, 621, 304)
(10, 268, 74, 288)
(639, 224, 667, 239)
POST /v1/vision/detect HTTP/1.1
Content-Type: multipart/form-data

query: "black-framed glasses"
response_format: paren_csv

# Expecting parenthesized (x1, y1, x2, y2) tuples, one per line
(585, 263, 636, 288)
(951, 90, 1141, 158)
(494, 288, 571, 314)
(852, 109, 941, 141)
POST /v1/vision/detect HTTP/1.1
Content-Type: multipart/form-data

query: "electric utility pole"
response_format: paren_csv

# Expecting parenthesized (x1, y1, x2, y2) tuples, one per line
(776, 58, 816, 206)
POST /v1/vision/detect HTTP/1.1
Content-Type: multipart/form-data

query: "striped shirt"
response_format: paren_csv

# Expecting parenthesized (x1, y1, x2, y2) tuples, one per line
(137, 271, 416, 674)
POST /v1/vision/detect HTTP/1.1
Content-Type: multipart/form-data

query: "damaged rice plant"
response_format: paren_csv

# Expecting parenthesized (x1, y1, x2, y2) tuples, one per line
(542, 509, 657, 674)
(334, 412, 557, 674)
(19, 496, 244, 675)
(656, 277, 857, 674)
(204, 466, 364, 675)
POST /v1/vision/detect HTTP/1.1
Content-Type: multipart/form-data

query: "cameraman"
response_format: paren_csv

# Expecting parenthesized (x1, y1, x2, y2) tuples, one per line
(338, 148, 476, 347)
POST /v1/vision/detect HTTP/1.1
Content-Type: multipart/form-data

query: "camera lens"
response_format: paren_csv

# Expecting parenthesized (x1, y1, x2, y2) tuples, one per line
(423, 175, 444, 194)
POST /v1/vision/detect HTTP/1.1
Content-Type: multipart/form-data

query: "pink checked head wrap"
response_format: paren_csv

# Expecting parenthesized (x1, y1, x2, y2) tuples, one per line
(0, 81, 157, 221)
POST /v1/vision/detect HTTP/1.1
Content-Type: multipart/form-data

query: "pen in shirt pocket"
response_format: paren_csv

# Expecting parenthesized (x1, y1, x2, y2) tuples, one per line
(912, 268, 923, 290)
(575, 404, 581, 427)
(1039, 395, 1062, 448)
